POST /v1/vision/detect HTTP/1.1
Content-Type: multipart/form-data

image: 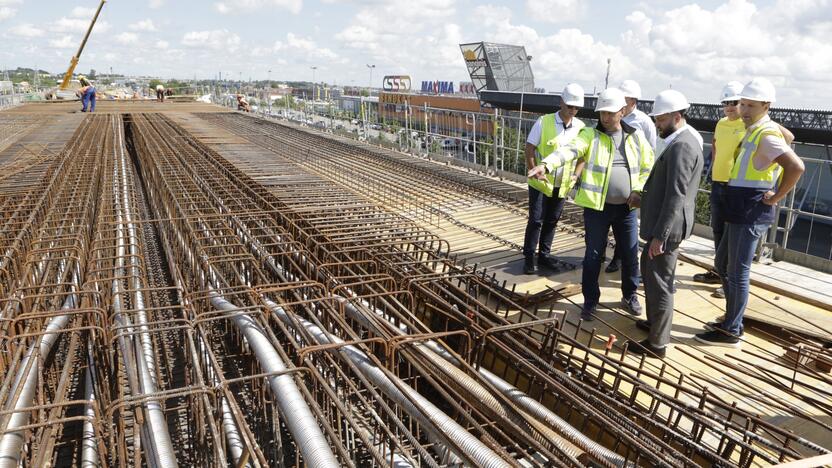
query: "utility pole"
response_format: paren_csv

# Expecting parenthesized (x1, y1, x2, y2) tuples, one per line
(366, 64, 375, 92)
(604, 58, 612, 89)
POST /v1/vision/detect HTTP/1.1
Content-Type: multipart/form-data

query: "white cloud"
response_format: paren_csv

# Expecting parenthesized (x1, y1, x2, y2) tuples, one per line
(155, 40, 170, 49)
(0, 6, 15, 20)
(182, 29, 241, 51)
(115, 32, 140, 45)
(51, 17, 111, 33)
(214, 0, 302, 15)
(8, 23, 44, 37)
(525, 0, 585, 24)
(70, 6, 96, 18)
(272, 32, 340, 60)
(149, 0, 164, 8)
(49, 35, 76, 49)
(129, 19, 158, 32)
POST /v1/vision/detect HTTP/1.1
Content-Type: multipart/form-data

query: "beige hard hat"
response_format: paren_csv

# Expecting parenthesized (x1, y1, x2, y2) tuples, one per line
(595, 88, 627, 112)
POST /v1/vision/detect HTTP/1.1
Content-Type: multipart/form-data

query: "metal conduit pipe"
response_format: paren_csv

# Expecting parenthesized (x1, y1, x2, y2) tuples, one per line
(342, 297, 631, 468)
(262, 297, 509, 468)
(110, 121, 178, 468)
(81, 353, 99, 468)
(0, 282, 76, 467)
(209, 294, 340, 468)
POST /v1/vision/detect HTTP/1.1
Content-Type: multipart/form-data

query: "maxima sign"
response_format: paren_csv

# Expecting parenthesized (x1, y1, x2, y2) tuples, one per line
(382, 75, 412, 92)
(421, 80, 455, 94)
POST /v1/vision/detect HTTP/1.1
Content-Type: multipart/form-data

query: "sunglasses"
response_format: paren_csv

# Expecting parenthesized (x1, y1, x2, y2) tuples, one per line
(565, 105, 580, 111)
(723, 100, 739, 106)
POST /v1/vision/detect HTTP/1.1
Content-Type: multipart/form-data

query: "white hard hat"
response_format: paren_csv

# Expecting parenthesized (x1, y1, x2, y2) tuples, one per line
(720, 81, 744, 102)
(619, 80, 642, 99)
(595, 88, 627, 113)
(561, 83, 584, 107)
(649, 89, 690, 116)
(740, 77, 776, 103)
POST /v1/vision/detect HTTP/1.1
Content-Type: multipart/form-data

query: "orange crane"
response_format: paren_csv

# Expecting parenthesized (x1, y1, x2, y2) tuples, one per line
(59, 0, 107, 90)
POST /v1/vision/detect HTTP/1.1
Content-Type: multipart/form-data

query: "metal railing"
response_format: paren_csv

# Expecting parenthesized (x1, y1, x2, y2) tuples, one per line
(211, 95, 832, 263)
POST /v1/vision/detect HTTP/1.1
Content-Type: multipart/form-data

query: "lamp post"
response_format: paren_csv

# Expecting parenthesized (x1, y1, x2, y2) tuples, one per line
(311, 66, 317, 102)
(515, 54, 532, 169)
(366, 64, 375, 90)
(267, 69, 272, 115)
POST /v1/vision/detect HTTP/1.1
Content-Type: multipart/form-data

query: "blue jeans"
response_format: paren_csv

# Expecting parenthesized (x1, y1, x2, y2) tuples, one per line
(710, 182, 727, 255)
(582, 205, 640, 308)
(715, 222, 768, 335)
(82, 87, 96, 112)
(523, 186, 565, 258)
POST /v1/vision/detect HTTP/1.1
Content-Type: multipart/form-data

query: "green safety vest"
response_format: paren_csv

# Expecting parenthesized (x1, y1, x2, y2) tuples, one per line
(528, 114, 585, 198)
(728, 119, 784, 190)
(542, 126, 655, 211)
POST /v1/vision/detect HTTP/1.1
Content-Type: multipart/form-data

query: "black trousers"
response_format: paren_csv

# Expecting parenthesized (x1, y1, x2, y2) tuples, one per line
(523, 186, 566, 258)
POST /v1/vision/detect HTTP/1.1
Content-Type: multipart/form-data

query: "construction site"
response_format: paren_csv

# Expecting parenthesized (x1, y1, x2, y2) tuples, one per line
(0, 0, 831, 464)
(0, 99, 828, 467)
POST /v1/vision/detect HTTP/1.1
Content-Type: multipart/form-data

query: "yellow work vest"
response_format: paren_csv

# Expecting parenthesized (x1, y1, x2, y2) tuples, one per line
(728, 120, 784, 190)
(528, 114, 585, 198)
(542, 126, 655, 211)
(712, 117, 746, 182)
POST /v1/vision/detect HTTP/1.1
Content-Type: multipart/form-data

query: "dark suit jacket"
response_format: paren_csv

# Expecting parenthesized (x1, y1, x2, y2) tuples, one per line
(640, 128, 704, 244)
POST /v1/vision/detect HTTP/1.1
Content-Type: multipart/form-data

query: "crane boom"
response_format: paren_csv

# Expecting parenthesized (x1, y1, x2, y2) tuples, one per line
(59, 0, 107, 90)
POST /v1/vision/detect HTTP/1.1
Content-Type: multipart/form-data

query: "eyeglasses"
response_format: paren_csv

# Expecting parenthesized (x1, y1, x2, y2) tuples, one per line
(565, 105, 580, 111)
(723, 100, 739, 107)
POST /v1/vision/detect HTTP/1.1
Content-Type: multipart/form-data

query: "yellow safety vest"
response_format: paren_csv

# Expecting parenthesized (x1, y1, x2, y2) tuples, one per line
(528, 114, 585, 198)
(542, 126, 655, 211)
(728, 120, 784, 190)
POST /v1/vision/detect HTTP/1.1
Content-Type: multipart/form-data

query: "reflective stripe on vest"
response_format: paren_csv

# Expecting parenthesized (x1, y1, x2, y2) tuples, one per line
(529, 114, 584, 198)
(574, 129, 652, 211)
(728, 121, 783, 190)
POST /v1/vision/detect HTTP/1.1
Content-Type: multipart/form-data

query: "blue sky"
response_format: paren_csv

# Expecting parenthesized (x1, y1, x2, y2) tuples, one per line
(1, 0, 830, 108)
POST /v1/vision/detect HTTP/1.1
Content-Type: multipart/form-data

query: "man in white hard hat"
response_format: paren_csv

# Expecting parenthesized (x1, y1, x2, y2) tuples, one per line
(522, 83, 587, 274)
(628, 90, 703, 358)
(693, 81, 794, 300)
(156, 84, 165, 102)
(602, 79, 658, 275)
(695, 77, 804, 348)
(528, 87, 654, 320)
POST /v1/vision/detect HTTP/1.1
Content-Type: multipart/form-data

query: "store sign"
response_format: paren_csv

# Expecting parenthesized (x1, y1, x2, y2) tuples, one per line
(382, 75, 412, 92)
(458, 82, 476, 95)
(421, 80, 455, 94)
(380, 92, 408, 105)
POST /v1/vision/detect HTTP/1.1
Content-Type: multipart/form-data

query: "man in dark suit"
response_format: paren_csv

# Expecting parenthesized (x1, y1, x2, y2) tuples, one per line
(629, 90, 704, 358)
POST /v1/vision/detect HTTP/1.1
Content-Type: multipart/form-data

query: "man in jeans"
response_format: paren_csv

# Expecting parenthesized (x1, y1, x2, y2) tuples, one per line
(522, 84, 586, 274)
(528, 88, 654, 320)
(695, 78, 804, 348)
(693, 82, 793, 299)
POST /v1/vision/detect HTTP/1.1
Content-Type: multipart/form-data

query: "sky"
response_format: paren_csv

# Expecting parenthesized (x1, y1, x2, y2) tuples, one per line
(0, 0, 830, 108)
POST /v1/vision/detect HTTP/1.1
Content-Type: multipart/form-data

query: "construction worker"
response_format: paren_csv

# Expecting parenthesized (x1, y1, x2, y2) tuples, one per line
(629, 90, 703, 358)
(528, 88, 655, 320)
(695, 77, 804, 348)
(693, 81, 794, 300)
(602, 79, 658, 274)
(78, 76, 96, 113)
(237, 94, 251, 112)
(522, 83, 587, 274)
(156, 84, 165, 102)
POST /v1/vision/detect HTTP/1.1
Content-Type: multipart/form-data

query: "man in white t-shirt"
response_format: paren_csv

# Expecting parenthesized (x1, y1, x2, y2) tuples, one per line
(695, 77, 805, 348)
(522, 83, 586, 274)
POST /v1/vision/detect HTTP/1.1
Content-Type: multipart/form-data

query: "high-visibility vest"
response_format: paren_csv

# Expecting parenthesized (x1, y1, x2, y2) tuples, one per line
(728, 120, 784, 190)
(712, 116, 745, 182)
(528, 114, 585, 198)
(542, 126, 654, 211)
